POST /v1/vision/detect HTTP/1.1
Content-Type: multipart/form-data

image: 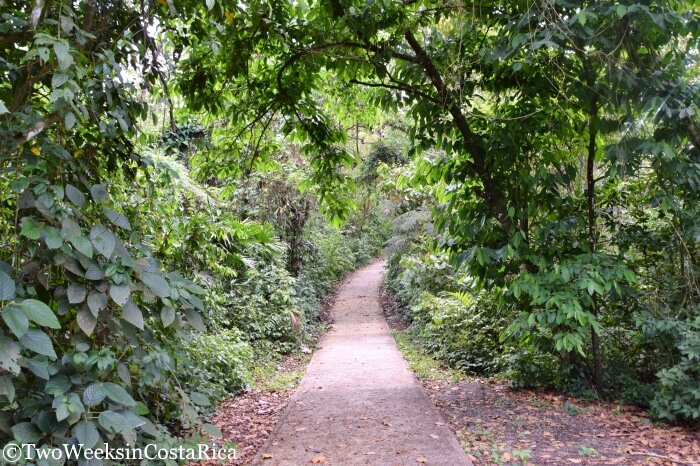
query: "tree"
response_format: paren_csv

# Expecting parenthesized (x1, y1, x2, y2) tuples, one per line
(167, 0, 698, 392)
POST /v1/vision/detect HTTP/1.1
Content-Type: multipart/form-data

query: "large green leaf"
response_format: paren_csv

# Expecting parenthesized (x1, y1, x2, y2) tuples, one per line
(121, 300, 144, 330)
(21, 299, 61, 328)
(0, 270, 15, 300)
(87, 291, 108, 316)
(2, 305, 28, 338)
(0, 376, 15, 402)
(65, 184, 86, 207)
(22, 299, 61, 329)
(98, 410, 133, 435)
(26, 357, 50, 380)
(43, 226, 63, 249)
(83, 383, 107, 407)
(103, 382, 136, 406)
(109, 284, 130, 306)
(105, 208, 132, 230)
(74, 421, 99, 448)
(67, 283, 87, 304)
(69, 235, 94, 258)
(90, 224, 116, 258)
(140, 272, 171, 298)
(20, 218, 42, 240)
(12, 422, 40, 443)
(0, 336, 21, 374)
(185, 309, 206, 332)
(20, 329, 57, 358)
(77, 308, 97, 336)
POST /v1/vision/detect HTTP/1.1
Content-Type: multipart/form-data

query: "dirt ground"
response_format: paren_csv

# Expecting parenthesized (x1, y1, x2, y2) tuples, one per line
(381, 287, 700, 466)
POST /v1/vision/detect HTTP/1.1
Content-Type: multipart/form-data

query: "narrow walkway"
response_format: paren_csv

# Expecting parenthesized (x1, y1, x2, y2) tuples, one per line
(253, 261, 471, 465)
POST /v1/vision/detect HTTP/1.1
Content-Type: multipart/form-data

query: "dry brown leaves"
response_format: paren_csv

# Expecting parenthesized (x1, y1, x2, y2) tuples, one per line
(423, 377, 700, 465)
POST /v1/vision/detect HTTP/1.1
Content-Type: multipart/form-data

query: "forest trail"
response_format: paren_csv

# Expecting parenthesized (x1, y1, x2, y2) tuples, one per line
(252, 260, 471, 465)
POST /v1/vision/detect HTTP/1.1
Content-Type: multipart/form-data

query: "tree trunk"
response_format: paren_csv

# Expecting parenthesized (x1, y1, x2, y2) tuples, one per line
(586, 99, 604, 394)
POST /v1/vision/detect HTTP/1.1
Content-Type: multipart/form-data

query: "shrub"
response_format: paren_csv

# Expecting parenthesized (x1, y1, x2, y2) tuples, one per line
(408, 290, 512, 375)
(651, 314, 700, 422)
(179, 329, 253, 401)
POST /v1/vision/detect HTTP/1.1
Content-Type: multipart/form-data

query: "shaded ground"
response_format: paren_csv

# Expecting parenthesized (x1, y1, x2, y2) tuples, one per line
(381, 287, 700, 466)
(200, 354, 309, 465)
(251, 260, 470, 465)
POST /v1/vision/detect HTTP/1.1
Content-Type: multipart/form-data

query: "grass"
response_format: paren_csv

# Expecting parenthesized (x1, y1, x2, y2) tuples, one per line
(390, 327, 462, 382)
(251, 354, 312, 392)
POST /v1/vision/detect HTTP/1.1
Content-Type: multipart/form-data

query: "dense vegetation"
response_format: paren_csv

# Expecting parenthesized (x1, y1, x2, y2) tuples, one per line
(0, 0, 698, 460)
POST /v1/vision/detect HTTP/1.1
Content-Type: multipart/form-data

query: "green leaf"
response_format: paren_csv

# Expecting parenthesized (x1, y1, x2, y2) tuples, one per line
(90, 225, 116, 258)
(0, 336, 21, 374)
(105, 208, 132, 230)
(20, 329, 57, 358)
(161, 306, 175, 327)
(53, 41, 73, 71)
(70, 235, 93, 258)
(21, 217, 42, 240)
(190, 392, 210, 406)
(202, 423, 223, 438)
(0, 100, 9, 114)
(98, 410, 133, 435)
(43, 226, 63, 249)
(83, 383, 107, 407)
(185, 309, 205, 332)
(45, 375, 71, 395)
(140, 272, 171, 298)
(56, 402, 70, 422)
(22, 299, 61, 328)
(3, 304, 29, 338)
(103, 382, 136, 406)
(121, 300, 144, 329)
(0, 376, 15, 402)
(85, 263, 105, 280)
(616, 4, 627, 17)
(87, 291, 108, 316)
(65, 184, 86, 207)
(67, 283, 87, 304)
(12, 422, 40, 443)
(65, 111, 76, 129)
(26, 357, 50, 380)
(109, 283, 130, 306)
(90, 183, 108, 203)
(77, 308, 97, 336)
(206, 0, 215, 10)
(74, 421, 99, 448)
(0, 270, 16, 300)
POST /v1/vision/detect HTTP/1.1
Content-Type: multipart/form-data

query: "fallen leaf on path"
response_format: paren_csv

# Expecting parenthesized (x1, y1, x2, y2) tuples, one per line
(262, 453, 274, 459)
(416, 458, 427, 463)
(566, 459, 582, 463)
(365, 451, 376, 455)
(311, 456, 326, 463)
(429, 434, 439, 439)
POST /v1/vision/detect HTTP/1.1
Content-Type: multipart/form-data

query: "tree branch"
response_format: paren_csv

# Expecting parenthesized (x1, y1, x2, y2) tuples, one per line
(403, 29, 509, 226)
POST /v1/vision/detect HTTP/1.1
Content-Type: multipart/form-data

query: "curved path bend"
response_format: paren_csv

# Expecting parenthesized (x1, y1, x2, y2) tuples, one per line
(252, 260, 471, 465)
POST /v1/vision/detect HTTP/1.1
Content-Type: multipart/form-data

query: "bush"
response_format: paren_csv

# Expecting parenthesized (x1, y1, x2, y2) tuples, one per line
(224, 252, 298, 347)
(651, 314, 700, 422)
(407, 290, 512, 375)
(179, 329, 253, 401)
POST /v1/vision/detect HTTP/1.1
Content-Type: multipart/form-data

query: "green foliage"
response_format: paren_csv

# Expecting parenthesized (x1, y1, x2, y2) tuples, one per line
(408, 291, 512, 375)
(358, 142, 407, 185)
(179, 330, 253, 400)
(651, 313, 700, 421)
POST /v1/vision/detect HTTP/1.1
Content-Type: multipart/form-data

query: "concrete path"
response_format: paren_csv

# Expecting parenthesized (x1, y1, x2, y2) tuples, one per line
(252, 261, 471, 465)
